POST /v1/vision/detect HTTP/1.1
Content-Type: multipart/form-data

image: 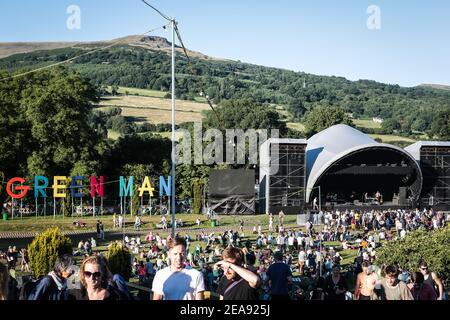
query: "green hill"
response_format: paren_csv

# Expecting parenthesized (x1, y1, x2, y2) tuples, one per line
(1, 35, 449, 136)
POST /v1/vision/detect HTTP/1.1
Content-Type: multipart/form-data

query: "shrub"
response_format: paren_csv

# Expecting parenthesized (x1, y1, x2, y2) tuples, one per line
(376, 226, 450, 284)
(107, 241, 132, 281)
(192, 179, 205, 215)
(28, 228, 72, 279)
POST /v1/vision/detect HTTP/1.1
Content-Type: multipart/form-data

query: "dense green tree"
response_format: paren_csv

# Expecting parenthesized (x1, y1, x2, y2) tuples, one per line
(429, 109, 450, 140)
(304, 105, 353, 136)
(381, 118, 401, 134)
(377, 226, 450, 284)
(204, 98, 287, 135)
(105, 133, 171, 179)
(176, 164, 210, 200)
(0, 68, 106, 205)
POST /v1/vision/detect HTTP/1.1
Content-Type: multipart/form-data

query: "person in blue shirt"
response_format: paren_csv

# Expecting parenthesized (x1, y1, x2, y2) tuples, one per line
(267, 251, 292, 300)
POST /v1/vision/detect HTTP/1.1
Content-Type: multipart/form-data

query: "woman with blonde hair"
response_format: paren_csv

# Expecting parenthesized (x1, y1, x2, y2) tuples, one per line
(78, 255, 123, 300)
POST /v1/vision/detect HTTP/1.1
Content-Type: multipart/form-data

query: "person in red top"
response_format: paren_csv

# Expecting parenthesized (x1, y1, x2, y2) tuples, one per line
(137, 261, 147, 283)
(410, 272, 437, 300)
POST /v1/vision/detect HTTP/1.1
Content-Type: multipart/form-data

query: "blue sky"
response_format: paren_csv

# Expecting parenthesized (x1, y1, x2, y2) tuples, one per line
(1, 0, 449, 87)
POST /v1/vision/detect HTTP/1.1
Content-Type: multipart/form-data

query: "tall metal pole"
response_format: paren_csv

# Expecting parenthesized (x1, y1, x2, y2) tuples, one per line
(171, 19, 176, 238)
(318, 185, 322, 212)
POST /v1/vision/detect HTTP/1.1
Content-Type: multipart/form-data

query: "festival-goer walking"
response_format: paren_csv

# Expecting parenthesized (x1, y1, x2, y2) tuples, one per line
(99, 221, 105, 240)
(152, 237, 205, 300)
(324, 265, 348, 300)
(96, 220, 101, 239)
(375, 265, 413, 300)
(267, 251, 292, 300)
(419, 262, 444, 300)
(410, 272, 437, 300)
(354, 260, 378, 300)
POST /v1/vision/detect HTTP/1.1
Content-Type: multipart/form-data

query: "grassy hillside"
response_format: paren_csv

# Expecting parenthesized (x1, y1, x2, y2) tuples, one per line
(1, 39, 448, 137)
(97, 94, 209, 124)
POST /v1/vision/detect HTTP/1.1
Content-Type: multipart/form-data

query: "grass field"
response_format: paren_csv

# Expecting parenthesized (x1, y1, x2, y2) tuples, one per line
(353, 118, 382, 129)
(0, 213, 298, 233)
(97, 95, 209, 124)
(287, 122, 306, 132)
(1, 213, 361, 295)
(275, 105, 291, 119)
(369, 134, 416, 143)
(0, 213, 358, 267)
(112, 86, 168, 98)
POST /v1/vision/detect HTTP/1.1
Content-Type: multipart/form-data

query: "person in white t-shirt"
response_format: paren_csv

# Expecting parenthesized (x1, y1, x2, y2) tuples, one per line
(152, 237, 205, 300)
(298, 248, 306, 275)
(400, 229, 406, 238)
(287, 235, 295, 252)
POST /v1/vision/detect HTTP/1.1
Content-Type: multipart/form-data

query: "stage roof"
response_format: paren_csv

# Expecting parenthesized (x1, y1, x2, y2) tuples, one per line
(305, 124, 421, 202)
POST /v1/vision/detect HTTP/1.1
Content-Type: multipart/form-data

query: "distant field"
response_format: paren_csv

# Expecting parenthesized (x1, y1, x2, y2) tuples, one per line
(369, 134, 416, 143)
(107, 130, 121, 140)
(275, 105, 290, 119)
(287, 122, 305, 132)
(113, 86, 167, 98)
(194, 96, 207, 103)
(97, 95, 209, 124)
(353, 118, 382, 129)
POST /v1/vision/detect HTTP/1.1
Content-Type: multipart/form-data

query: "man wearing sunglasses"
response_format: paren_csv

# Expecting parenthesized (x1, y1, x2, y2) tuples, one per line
(419, 262, 444, 300)
(152, 237, 205, 300)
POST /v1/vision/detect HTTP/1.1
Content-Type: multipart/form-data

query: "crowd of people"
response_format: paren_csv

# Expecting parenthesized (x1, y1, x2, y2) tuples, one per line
(0, 207, 448, 301)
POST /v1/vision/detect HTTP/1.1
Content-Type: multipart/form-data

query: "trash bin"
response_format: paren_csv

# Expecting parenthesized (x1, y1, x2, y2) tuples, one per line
(2, 213, 7, 221)
(211, 220, 216, 228)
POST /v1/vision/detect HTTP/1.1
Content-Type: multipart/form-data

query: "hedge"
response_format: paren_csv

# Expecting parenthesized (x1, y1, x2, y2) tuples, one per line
(28, 228, 72, 279)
